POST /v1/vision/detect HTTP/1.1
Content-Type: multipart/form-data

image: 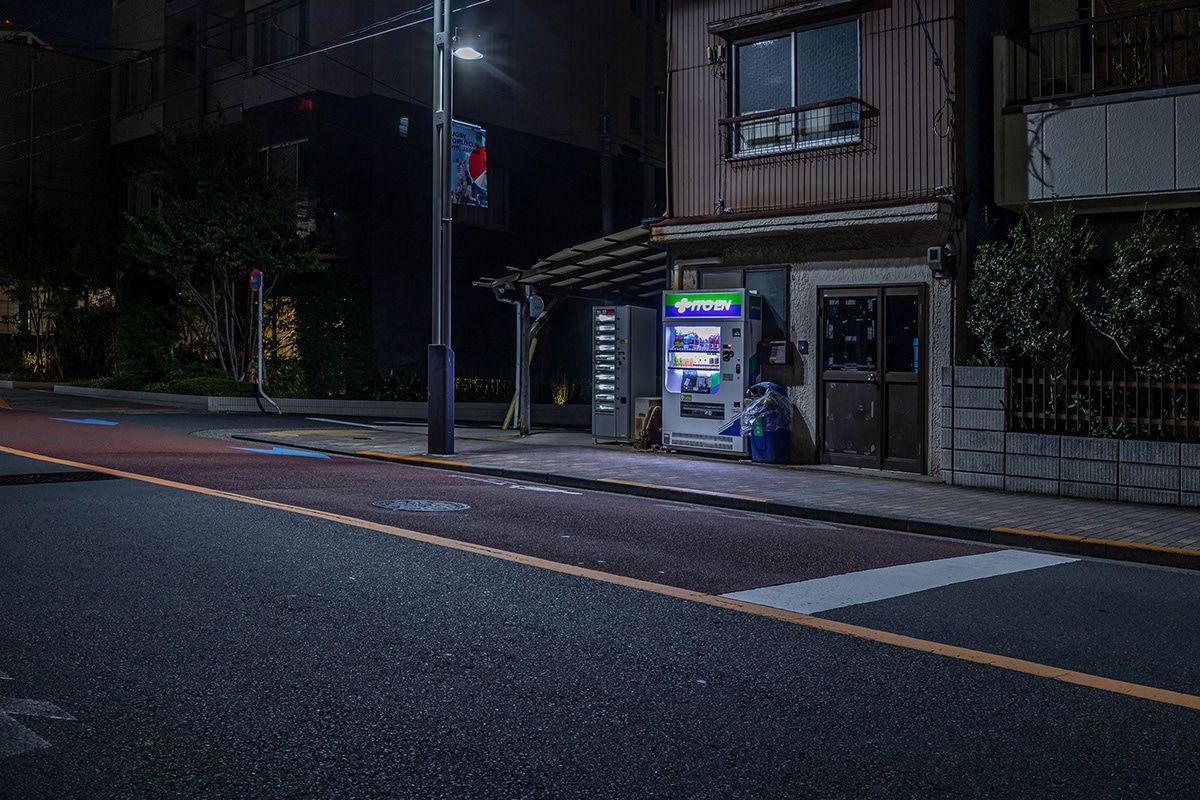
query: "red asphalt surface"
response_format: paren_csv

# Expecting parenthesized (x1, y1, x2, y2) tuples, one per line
(2, 410, 994, 595)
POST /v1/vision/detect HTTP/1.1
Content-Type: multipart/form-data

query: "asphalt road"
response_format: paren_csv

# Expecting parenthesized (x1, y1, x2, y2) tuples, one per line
(2, 393, 1198, 797)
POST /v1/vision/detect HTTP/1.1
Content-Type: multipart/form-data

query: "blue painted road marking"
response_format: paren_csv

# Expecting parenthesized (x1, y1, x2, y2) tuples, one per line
(52, 418, 118, 426)
(229, 446, 331, 459)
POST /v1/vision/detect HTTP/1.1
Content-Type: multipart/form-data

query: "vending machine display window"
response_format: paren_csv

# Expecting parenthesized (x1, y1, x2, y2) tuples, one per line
(665, 325, 721, 394)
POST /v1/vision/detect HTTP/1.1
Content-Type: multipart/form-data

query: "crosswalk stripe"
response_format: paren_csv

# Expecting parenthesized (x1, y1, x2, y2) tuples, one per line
(722, 550, 1078, 614)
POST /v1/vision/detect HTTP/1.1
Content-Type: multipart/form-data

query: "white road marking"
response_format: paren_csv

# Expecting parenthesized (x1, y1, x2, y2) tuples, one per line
(651, 502, 841, 530)
(454, 474, 582, 495)
(305, 417, 384, 430)
(722, 550, 1078, 614)
(1, 696, 77, 759)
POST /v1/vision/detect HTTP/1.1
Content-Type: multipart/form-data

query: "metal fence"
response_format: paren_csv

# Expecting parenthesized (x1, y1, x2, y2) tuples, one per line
(719, 98, 878, 160)
(1003, 1, 1200, 105)
(1007, 369, 1200, 442)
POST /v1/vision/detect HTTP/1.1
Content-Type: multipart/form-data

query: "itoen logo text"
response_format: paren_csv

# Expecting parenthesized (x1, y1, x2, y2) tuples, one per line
(673, 297, 732, 314)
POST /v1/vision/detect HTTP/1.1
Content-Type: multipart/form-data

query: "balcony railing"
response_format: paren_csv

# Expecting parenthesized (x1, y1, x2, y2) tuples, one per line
(719, 97, 878, 160)
(1002, 1, 1200, 106)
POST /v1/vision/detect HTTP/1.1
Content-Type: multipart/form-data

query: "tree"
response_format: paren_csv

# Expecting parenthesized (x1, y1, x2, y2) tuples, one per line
(0, 201, 68, 373)
(1079, 211, 1200, 379)
(967, 205, 1095, 374)
(0, 200, 115, 378)
(121, 124, 320, 381)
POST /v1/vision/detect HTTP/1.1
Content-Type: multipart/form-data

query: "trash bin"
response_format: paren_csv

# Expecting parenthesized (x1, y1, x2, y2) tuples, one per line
(744, 382, 792, 464)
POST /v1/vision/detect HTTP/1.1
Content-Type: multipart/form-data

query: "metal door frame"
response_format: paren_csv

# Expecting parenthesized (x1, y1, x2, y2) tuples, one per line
(817, 283, 927, 472)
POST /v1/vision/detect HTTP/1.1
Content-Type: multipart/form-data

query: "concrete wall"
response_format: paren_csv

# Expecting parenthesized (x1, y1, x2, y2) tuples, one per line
(941, 366, 1200, 507)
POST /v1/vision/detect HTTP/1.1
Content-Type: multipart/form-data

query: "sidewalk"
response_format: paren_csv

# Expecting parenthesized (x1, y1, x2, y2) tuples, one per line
(232, 422, 1200, 572)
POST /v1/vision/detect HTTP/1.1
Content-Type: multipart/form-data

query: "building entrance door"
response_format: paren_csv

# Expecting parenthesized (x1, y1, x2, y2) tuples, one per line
(818, 285, 926, 472)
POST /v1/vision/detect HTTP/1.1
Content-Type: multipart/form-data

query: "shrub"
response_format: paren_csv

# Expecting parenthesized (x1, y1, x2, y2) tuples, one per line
(171, 376, 255, 397)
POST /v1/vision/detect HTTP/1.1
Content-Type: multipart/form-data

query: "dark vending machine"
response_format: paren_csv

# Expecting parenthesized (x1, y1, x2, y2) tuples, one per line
(592, 305, 657, 442)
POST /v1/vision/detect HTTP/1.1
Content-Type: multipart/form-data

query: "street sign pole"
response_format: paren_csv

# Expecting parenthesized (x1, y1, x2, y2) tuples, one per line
(251, 270, 281, 415)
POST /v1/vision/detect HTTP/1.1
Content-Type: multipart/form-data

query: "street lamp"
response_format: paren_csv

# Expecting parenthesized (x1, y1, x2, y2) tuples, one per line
(429, 2, 482, 455)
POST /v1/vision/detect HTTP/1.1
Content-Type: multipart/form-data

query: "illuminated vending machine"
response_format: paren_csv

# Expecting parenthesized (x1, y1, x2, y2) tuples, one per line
(661, 289, 762, 455)
(592, 305, 657, 442)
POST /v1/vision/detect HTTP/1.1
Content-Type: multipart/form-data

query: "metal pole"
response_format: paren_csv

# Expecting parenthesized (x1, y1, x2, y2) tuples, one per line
(256, 272, 281, 415)
(429, 0, 455, 454)
(520, 288, 532, 437)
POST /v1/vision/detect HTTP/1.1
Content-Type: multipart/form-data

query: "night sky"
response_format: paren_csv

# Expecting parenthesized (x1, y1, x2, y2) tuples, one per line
(0, 1, 111, 60)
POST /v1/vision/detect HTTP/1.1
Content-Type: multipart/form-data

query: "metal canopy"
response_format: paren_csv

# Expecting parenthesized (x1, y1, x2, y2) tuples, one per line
(482, 226, 666, 301)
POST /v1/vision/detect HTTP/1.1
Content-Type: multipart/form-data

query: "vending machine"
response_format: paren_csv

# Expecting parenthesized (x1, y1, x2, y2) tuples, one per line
(661, 289, 762, 455)
(592, 305, 657, 442)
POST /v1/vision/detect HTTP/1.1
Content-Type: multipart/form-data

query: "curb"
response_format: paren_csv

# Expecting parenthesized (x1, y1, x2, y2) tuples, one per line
(230, 434, 1200, 574)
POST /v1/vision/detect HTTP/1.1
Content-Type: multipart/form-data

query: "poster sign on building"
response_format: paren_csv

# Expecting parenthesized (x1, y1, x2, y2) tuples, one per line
(451, 121, 487, 208)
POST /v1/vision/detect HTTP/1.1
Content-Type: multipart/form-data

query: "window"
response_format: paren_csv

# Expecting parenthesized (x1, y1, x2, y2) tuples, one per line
(0, 297, 18, 335)
(256, 0, 307, 65)
(261, 139, 309, 187)
(208, 13, 246, 66)
(629, 95, 643, 133)
(118, 56, 158, 112)
(119, 175, 158, 219)
(731, 19, 861, 155)
(698, 267, 788, 340)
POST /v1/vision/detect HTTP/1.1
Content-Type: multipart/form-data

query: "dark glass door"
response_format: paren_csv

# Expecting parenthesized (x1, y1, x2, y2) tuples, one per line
(819, 285, 926, 472)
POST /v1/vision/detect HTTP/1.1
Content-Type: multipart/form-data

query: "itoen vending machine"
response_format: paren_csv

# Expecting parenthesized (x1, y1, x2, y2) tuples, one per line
(592, 305, 657, 442)
(661, 289, 761, 455)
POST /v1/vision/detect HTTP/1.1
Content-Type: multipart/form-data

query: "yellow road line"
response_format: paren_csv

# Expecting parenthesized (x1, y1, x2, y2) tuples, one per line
(354, 450, 468, 467)
(599, 477, 772, 502)
(4, 442, 1198, 711)
(993, 526, 1200, 559)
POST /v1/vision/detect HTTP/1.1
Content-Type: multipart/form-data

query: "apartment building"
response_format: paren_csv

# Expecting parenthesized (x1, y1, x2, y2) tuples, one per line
(110, 0, 666, 380)
(649, 0, 1021, 474)
(994, 0, 1200, 251)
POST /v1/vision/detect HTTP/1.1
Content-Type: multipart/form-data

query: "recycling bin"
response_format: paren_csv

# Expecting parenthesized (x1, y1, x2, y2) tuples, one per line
(744, 382, 791, 464)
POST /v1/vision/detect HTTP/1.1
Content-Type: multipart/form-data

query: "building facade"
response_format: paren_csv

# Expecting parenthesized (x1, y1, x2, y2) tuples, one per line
(110, 0, 666, 386)
(0, 24, 112, 337)
(994, 0, 1200, 250)
(653, 0, 989, 474)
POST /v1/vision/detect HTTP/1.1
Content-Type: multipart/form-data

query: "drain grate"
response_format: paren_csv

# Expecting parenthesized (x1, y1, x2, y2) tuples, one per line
(0, 471, 121, 487)
(372, 499, 471, 512)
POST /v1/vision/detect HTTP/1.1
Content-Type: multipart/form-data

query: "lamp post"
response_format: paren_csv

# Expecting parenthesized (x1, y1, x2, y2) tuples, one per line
(429, 0, 470, 454)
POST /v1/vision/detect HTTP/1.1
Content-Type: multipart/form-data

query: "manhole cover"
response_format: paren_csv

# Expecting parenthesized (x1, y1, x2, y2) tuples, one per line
(372, 500, 471, 512)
